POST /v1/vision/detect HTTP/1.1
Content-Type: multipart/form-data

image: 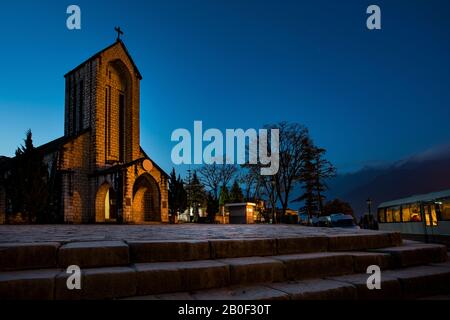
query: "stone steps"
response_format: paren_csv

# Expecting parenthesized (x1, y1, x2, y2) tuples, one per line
(0, 241, 447, 300)
(0, 232, 402, 272)
(371, 240, 448, 267)
(128, 261, 450, 300)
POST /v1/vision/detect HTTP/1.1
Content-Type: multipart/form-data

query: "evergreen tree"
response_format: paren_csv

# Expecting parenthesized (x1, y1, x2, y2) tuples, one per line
(294, 138, 318, 218)
(323, 199, 354, 216)
(168, 168, 187, 218)
(294, 139, 336, 217)
(168, 168, 177, 214)
(7, 130, 50, 223)
(186, 171, 206, 222)
(229, 180, 244, 203)
(206, 192, 219, 223)
(312, 147, 336, 215)
(219, 185, 230, 207)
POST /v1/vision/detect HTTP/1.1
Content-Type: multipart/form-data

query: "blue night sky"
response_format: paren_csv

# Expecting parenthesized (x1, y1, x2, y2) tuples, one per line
(0, 0, 449, 175)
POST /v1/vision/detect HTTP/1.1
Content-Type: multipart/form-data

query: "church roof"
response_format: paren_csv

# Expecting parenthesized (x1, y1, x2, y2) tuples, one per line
(140, 147, 169, 178)
(1, 135, 169, 180)
(0, 135, 72, 174)
(64, 39, 143, 80)
(35, 129, 91, 155)
(36, 136, 71, 154)
(33, 135, 168, 178)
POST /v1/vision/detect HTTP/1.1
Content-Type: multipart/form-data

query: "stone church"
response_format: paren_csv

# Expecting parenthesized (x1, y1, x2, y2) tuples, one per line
(0, 39, 169, 224)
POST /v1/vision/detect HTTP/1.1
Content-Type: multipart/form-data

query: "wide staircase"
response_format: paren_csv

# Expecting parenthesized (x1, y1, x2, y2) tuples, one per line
(1, 231, 449, 300)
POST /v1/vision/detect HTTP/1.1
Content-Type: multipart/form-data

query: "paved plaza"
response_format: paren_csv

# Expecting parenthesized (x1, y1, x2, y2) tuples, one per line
(0, 224, 382, 243)
(2, 223, 450, 300)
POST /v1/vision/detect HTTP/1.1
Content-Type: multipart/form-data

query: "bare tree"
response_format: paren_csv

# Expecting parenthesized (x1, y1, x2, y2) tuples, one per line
(240, 169, 257, 201)
(197, 163, 238, 200)
(220, 164, 239, 190)
(243, 122, 311, 221)
(269, 122, 310, 218)
(242, 164, 277, 222)
(260, 174, 278, 223)
(197, 164, 222, 200)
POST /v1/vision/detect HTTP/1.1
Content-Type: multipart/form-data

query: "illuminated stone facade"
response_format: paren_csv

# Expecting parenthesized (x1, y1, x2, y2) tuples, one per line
(0, 40, 169, 224)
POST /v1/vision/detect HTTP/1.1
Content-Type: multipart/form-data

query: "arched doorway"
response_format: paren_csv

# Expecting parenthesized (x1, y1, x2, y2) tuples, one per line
(95, 183, 118, 223)
(105, 187, 117, 220)
(132, 174, 161, 222)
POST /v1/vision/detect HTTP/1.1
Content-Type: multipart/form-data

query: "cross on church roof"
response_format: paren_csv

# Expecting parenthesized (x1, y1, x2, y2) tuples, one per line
(115, 26, 124, 41)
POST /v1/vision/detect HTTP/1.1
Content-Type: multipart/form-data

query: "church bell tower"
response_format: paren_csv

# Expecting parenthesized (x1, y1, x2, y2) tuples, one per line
(64, 37, 142, 167)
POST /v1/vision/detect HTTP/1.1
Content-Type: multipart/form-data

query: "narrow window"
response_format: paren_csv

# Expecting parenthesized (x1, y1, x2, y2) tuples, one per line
(119, 93, 125, 163)
(378, 208, 386, 223)
(105, 86, 111, 160)
(105, 86, 108, 160)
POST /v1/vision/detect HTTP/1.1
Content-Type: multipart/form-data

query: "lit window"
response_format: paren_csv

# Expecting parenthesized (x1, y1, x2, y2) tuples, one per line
(439, 199, 450, 221)
(392, 206, 401, 222)
(410, 203, 422, 222)
(378, 208, 386, 223)
(431, 206, 438, 226)
(386, 207, 393, 223)
(402, 204, 412, 222)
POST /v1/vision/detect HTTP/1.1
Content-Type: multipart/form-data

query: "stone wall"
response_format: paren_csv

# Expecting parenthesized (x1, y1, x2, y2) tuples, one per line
(65, 60, 98, 137)
(61, 132, 91, 223)
(93, 42, 141, 167)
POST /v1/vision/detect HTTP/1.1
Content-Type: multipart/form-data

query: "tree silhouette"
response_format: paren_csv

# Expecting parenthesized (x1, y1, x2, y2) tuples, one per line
(6, 130, 50, 223)
(185, 171, 206, 222)
(312, 147, 336, 215)
(197, 163, 238, 200)
(323, 199, 354, 216)
(206, 192, 219, 223)
(229, 180, 244, 203)
(168, 168, 187, 220)
(294, 139, 336, 217)
(268, 122, 310, 218)
(219, 185, 230, 207)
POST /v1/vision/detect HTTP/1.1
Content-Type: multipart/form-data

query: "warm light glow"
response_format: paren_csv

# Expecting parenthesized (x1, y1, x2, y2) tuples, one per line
(105, 190, 110, 220)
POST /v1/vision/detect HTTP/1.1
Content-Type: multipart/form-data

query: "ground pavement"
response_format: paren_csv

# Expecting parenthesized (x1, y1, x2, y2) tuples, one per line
(0, 224, 449, 300)
(0, 224, 390, 243)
